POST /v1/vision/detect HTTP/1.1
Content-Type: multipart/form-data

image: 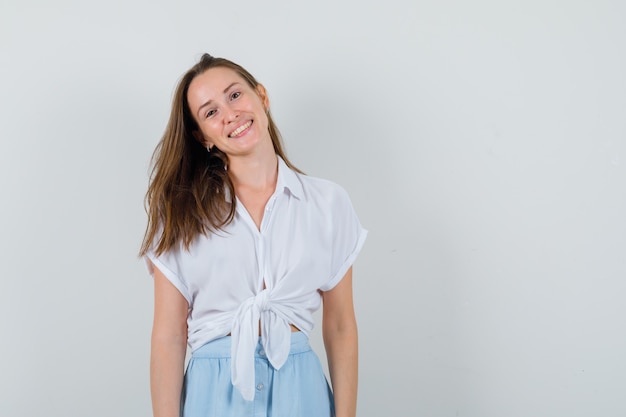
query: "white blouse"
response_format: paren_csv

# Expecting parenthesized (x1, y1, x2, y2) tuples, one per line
(146, 157, 367, 401)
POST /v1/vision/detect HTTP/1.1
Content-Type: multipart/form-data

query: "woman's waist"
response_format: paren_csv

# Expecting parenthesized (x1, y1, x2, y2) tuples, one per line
(192, 330, 310, 358)
(227, 323, 300, 336)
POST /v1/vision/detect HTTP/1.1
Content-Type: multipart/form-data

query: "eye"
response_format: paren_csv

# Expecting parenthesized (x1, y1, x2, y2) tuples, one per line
(230, 91, 241, 100)
(205, 109, 216, 118)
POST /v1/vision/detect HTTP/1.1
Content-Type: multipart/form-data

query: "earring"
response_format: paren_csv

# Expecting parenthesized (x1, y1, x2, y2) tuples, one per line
(206, 145, 211, 153)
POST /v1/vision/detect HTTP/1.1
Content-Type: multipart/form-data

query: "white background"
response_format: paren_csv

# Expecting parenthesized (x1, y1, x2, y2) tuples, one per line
(1, 1, 625, 416)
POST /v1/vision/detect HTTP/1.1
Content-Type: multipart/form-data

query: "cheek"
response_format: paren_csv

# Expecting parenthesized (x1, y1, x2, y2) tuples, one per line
(201, 121, 222, 138)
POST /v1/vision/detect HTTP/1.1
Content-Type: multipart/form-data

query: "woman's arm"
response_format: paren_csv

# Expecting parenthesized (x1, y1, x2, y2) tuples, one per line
(150, 265, 189, 417)
(322, 267, 358, 417)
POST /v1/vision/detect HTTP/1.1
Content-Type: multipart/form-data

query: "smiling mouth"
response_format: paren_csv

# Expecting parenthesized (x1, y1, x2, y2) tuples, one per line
(228, 121, 253, 138)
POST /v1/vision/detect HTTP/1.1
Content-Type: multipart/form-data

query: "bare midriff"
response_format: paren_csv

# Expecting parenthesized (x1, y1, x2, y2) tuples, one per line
(228, 323, 300, 336)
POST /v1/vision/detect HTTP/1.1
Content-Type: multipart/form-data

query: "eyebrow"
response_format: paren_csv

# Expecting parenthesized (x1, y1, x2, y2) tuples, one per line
(196, 82, 240, 118)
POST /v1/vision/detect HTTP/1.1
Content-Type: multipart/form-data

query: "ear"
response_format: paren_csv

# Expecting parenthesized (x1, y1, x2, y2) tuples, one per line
(192, 130, 212, 148)
(255, 84, 270, 110)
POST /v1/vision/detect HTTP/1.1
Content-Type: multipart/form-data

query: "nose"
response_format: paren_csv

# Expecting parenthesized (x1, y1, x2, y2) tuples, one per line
(223, 104, 239, 123)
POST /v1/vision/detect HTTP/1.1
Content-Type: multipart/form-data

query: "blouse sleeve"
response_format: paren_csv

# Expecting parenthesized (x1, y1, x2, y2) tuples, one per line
(319, 185, 368, 292)
(145, 248, 192, 306)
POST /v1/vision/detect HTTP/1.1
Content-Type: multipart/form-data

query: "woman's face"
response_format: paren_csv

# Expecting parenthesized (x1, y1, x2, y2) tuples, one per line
(187, 66, 271, 157)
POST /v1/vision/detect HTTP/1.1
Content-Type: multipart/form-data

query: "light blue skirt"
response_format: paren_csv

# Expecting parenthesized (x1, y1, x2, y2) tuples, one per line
(182, 332, 335, 417)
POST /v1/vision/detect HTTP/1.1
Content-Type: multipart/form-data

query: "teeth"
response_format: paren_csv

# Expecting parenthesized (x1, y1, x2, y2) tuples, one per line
(229, 121, 252, 137)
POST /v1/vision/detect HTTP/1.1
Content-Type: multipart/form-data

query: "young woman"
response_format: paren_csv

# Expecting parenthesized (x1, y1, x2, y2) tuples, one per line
(140, 54, 367, 417)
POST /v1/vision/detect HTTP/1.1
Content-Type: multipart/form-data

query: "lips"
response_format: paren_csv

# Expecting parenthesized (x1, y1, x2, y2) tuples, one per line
(228, 120, 253, 138)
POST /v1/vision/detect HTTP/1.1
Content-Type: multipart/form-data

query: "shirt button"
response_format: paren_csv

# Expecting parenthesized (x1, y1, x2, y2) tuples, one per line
(257, 383, 264, 391)
(259, 350, 265, 356)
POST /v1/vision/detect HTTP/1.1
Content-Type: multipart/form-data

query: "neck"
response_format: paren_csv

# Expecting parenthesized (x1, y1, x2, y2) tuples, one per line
(228, 148, 279, 193)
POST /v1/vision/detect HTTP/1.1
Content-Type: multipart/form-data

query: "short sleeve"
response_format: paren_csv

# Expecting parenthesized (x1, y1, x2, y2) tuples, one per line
(145, 250, 192, 305)
(319, 187, 368, 291)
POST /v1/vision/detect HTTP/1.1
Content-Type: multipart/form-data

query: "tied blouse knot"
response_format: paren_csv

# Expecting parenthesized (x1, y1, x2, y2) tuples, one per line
(147, 157, 367, 401)
(231, 289, 293, 400)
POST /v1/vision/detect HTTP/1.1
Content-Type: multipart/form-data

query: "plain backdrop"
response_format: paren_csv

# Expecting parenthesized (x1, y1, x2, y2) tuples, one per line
(1, 1, 625, 416)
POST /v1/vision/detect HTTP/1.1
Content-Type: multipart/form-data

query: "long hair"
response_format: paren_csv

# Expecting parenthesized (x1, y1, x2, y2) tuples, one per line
(139, 54, 301, 257)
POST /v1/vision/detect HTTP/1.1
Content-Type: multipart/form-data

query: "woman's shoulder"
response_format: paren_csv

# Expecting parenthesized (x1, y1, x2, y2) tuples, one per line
(296, 171, 350, 198)
(292, 171, 355, 214)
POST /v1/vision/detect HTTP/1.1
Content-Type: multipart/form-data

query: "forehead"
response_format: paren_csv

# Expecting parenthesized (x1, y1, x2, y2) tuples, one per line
(187, 66, 249, 111)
